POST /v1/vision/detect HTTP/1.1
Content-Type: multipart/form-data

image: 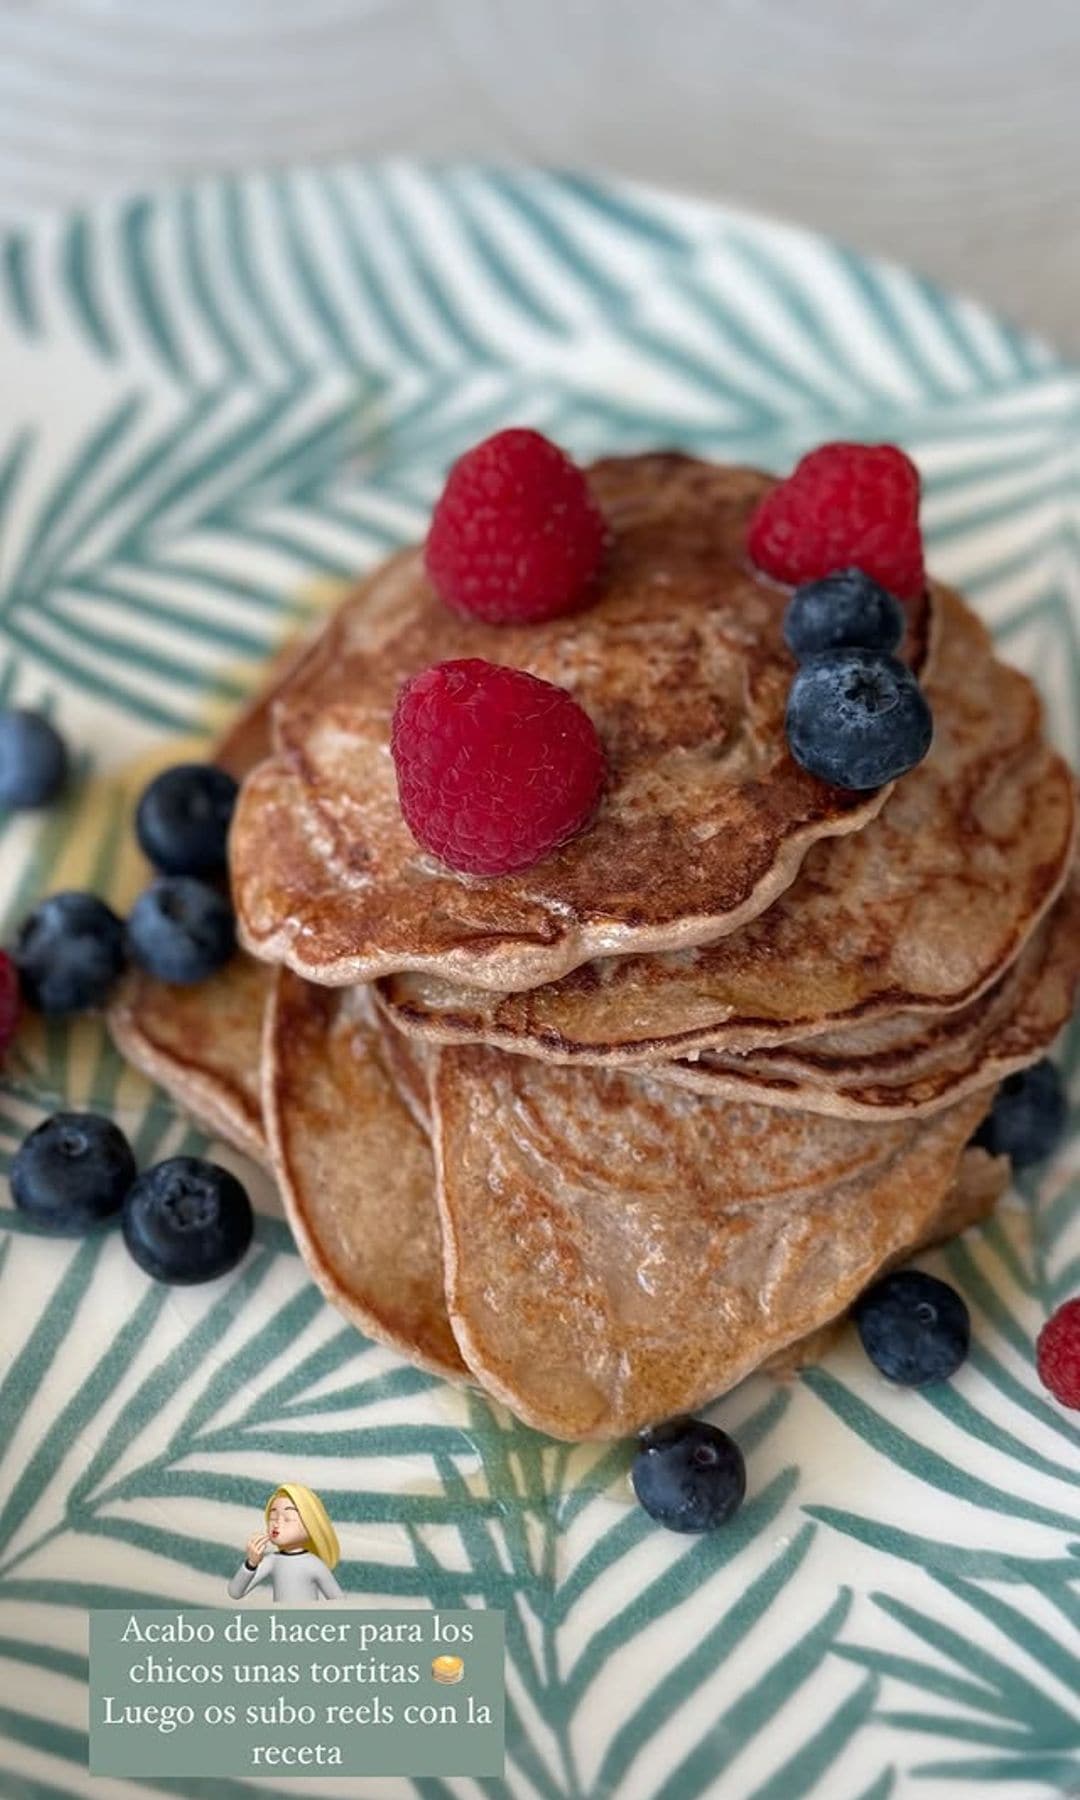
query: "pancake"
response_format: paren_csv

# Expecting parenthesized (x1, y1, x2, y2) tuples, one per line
(430, 1042, 994, 1439)
(380, 588, 1076, 1059)
(763, 1143, 1009, 1375)
(372, 1010, 1007, 1394)
(230, 455, 930, 993)
(111, 914, 1008, 1419)
(263, 969, 465, 1380)
(108, 955, 270, 1161)
(660, 866, 1080, 1118)
(261, 984, 1005, 1426)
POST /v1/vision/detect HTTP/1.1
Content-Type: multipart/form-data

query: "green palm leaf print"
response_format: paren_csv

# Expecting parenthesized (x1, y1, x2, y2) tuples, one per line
(2, 164, 1078, 1800)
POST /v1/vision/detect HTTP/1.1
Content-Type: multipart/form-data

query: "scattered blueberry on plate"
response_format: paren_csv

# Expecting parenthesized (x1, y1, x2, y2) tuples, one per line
(122, 1155, 253, 1284)
(631, 1417, 746, 1532)
(973, 1059, 1067, 1167)
(127, 876, 235, 984)
(785, 647, 933, 789)
(0, 708, 69, 809)
(136, 762, 239, 876)
(13, 891, 127, 1014)
(11, 1111, 137, 1233)
(852, 1269, 970, 1385)
(784, 568, 906, 660)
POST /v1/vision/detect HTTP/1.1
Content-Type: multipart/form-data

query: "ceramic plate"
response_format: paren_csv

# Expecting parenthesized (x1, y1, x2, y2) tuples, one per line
(0, 164, 1077, 1800)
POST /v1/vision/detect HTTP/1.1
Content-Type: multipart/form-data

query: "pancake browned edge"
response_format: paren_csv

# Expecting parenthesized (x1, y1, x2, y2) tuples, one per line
(380, 588, 1077, 1061)
(105, 638, 315, 1161)
(263, 970, 465, 1382)
(658, 864, 1080, 1119)
(429, 1043, 997, 1439)
(231, 456, 935, 994)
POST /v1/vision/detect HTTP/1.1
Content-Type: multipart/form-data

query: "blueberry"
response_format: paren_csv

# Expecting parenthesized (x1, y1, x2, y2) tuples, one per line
(136, 763, 239, 876)
(11, 1111, 136, 1233)
(0, 709, 69, 809)
(127, 877, 235, 984)
(973, 1059, 1067, 1168)
(14, 891, 127, 1014)
(786, 648, 933, 789)
(784, 568, 905, 660)
(122, 1155, 253, 1283)
(631, 1417, 746, 1532)
(852, 1269, 969, 1385)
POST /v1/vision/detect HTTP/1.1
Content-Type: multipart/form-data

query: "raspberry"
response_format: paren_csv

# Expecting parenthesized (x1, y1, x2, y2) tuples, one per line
(0, 951, 20, 1058)
(748, 442, 925, 601)
(424, 428, 607, 624)
(392, 659, 606, 876)
(1036, 1297, 1080, 1410)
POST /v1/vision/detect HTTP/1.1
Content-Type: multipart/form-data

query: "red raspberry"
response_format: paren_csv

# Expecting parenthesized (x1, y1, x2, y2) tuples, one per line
(1036, 1296, 1080, 1409)
(747, 442, 925, 601)
(424, 428, 607, 624)
(392, 658, 606, 876)
(0, 951, 19, 1058)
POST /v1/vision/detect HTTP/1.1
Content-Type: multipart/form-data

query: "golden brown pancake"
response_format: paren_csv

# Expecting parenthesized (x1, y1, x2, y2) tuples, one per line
(100, 453, 1054, 1437)
(230, 455, 928, 993)
(260, 984, 1005, 1427)
(108, 956, 270, 1161)
(112, 901, 1009, 1421)
(430, 1042, 993, 1439)
(263, 970, 465, 1380)
(381, 588, 1076, 1059)
(660, 866, 1080, 1118)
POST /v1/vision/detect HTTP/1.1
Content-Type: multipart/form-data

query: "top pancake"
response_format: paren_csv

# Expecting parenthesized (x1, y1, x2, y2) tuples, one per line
(380, 587, 1077, 1058)
(230, 454, 924, 992)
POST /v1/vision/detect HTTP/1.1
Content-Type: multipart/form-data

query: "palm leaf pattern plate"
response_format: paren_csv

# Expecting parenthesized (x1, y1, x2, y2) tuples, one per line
(0, 164, 1077, 1800)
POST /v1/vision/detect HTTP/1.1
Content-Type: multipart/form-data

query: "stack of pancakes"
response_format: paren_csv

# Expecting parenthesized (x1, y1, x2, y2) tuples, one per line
(108, 455, 1079, 1441)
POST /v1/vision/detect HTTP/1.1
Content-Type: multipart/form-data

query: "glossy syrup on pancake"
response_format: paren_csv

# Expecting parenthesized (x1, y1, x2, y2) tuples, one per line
(231, 456, 925, 992)
(381, 588, 1076, 1060)
(430, 1042, 995, 1439)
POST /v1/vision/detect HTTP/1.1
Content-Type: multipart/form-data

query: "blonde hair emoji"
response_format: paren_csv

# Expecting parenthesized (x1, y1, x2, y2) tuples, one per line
(227, 1483, 343, 1602)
